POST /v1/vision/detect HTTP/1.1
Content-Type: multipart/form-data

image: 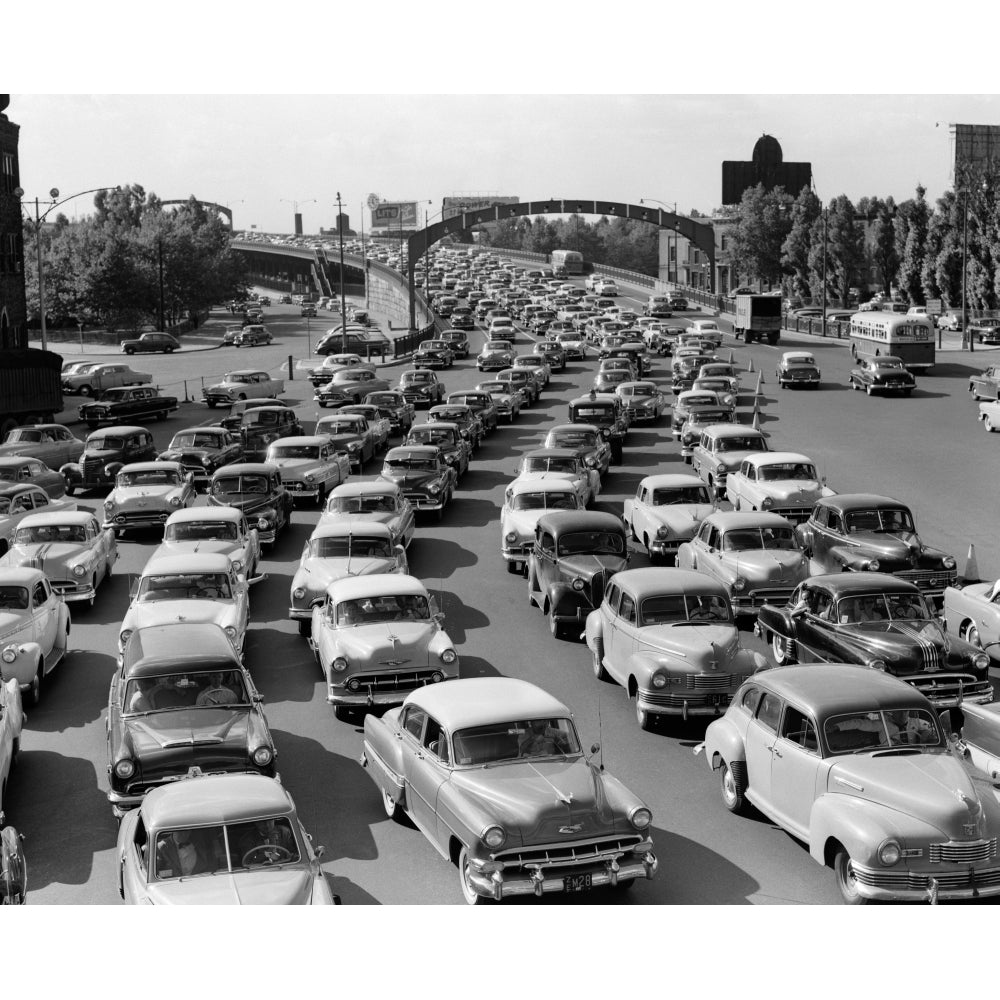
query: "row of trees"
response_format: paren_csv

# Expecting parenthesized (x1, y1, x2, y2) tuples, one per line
(23, 185, 249, 332)
(727, 166, 1000, 309)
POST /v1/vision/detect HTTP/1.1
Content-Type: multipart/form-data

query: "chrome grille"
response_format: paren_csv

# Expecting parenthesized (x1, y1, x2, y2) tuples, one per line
(904, 674, 993, 706)
(114, 511, 169, 525)
(686, 673, 736, 692)
(740, 587, 796, 607)
(642, 690, 732, 707)
(767, 506, 812, 523)
(345, 669, 440, 692)
(496, 835, 643, 870)
(929, 839, 997, 864)
(851, 863, 1000, 890)
(81, 457, 107, 481)
(892, 568, 958, 592)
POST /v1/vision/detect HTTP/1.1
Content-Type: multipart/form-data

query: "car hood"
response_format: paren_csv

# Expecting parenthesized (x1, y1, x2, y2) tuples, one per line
(718, 549, 808, 582)
(838, 619, 951, 667)
(840, 531, 927, 561)
(645, 503, 714, 534)
(0, 610, 29, 641)
(757, 481, 824, 503)
(322, 433, 361, 449)
(2, 541, 89, 572)
(269, 458, 319, 474)
(557, 553, 628, 577)
(337, 621, 438, 665)
(0, 443, 45, 458)
(157, 540, 243, 560)
(159, 449, 217, 463)
(450, 758, 621, 844)
(828, 752, 990, 839)
(109, 486, 177, 503)
(637, 624, 741, 671)
(380, 471, 442, 489)
(80, 448, 124, 463)
(126, 600, 236, 631)
(503, 510, 552, 539)
(126, 708, 251, 754)
(209, 494, 277, 516)
(296, 556, 397, 591)
(144, 869, 316, 905)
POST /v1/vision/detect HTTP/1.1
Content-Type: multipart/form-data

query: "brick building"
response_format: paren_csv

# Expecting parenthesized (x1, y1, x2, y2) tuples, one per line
(0, 95, 26, 349)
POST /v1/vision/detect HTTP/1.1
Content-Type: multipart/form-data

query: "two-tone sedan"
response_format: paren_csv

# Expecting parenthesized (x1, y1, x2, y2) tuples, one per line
(320, 481, 416, 550)
(315, 369, 391, 407)
(156, 426, 242, 488)
(446, 391, 498, 435)
(542, 424, 612, 478)
(586, 568, 769, 728)
(512, 448, 600, 509)
(671, 389, 728, 438)
(365, 390, 416, 436)
(288, 522, 407, 634)
(849, 355, 916, 396)
(101, 462, 196, 536)
(264, 436, 351, 505)
(476, 380, 522, 423)
(152, 507, 261, 579)
(0, 457, 70, 501)
(379, 446, 457, 520)
(0, 484, 76, 557)
(310, 574, 459, 720)
(0, 424, 85, 467)
(476, 339, 515, 372)
(428, 404, 483, 452)
(0, 511, 117, 606)
(315, 413, 378, 471)
(397, 369, 446, 408)
(699, 664, 1000, 904)
(203, 370, 284, 408)
(725, 452, 835, 522)
(776, 351, 821, 389)
(413, 340, 455, 369)
(500, 478, 582, 575)
(622, 474, 715, 563)
(361, 677, 657, 903)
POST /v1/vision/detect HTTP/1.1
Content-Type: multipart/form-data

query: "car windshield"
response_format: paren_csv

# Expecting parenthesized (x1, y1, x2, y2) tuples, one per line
(836, 592, 933, 624)
(485, 342, 510, 351)
(0, 585, 29, 610)
(599, 372, 629, 385)
(327, 494, 396, 513)
(309, 535, 392, 558)
(758, 463, 817, 481)
(557, 530, 625, 556)
(117, 470, 180, 487)
(166, 520, 239, 542)
(15, 523, 87, 543)
(334, 593, 429, 625)
(385, 457, 438, 472)
(410, 427, 456, 445)
(716, 436, 766, 452)
(524, 457, 577, 475)
(452, 717, 581, 766)
(875, 358, 906, 370)
(512, 491, 577, 511)
(621, 385, 654, 396)
(639, 593, 731, 625)
(171, 432, 223, 449)
(688, 411, 731, 426)
(242, 411, 280, 426)
(402, 372, 432, 384)
(694, 379, 729, 393)
(824, 709, 943, 755)
(845, 508, 915, 533)
(213, 476, 269, 495)
(125, 669, 249, 715)
(431, 410, 466, 423)
(479, 383, 506, 395)
(551, 431, 598, 447)
(722, 527, 799, 551)
(151, 816, 299, 880)
(650, 486, 711, 505)
(138, 572, 233, 601)
(683, 395, 719, 408)
(366, 393, 399, 407)
(268, 445, 320, 460)
(225, 373, 253, 383)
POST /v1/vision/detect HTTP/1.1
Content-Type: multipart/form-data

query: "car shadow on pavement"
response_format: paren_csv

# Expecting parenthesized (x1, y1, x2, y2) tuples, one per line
(69, 573, 134, 626)
(457, 468, 511, 493)
(406, 537, 479, 577)
(25, 649, 118, 733)
(454, 654, 503, 680)
(439, 497, 498, 529)
(647, 825, 761, 904)
(428, 590, 490, 644)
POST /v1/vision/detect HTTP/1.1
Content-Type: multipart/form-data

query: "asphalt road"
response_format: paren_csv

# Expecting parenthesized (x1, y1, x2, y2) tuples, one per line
(8, 282, 999, 905)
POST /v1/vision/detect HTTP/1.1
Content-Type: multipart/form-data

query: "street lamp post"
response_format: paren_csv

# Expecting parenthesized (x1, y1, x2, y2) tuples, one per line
(360, 203, 369, 309)
(336, 192, 348, 354)
(640, 197, 678, 284)
(14, 184, 119, 352)
(821, 206, 828, 339)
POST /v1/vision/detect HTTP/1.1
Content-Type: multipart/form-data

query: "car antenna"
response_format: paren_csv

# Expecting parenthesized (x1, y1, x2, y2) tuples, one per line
(596, 693, 606, 772)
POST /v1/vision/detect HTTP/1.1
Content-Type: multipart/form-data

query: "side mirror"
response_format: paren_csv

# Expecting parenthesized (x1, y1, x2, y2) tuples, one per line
(590, 742, 601, 755)
(252, 693, 264, 704)
(310, 597, 325, 609)
(433, 612, 446, 624)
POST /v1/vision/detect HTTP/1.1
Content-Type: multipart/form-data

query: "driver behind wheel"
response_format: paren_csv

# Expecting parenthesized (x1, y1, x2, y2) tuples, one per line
(232, 817, 298, 867)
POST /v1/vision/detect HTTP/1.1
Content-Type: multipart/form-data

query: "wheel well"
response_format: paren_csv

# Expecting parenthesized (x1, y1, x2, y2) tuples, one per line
(448, 836, 463, 866)
(823, 837, 845, 869)
(709, 750, 722, 772)
(627, 675, 639, 699)
(542, 597, 550, 615)
(959, 618, 973, 637)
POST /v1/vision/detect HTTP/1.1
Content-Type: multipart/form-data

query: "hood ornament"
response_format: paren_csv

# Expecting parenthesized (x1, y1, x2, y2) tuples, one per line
(559, 823, 583, 834)
(556, 790, 573, 805)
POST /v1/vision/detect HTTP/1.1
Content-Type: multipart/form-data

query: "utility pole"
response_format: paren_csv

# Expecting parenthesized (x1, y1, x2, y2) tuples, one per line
(157, 237, 165, 331)
(821, 206, 828, 339)
(337, 192, 348, 354)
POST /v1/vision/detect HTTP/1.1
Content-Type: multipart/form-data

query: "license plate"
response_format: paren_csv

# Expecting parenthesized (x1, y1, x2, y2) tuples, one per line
(710, 693, 728, 707)
(564, 873, 592, 893)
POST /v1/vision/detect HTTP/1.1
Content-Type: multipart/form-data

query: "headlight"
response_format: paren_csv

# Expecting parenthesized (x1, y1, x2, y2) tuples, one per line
(114, 759, 135, 779)
(601, 428, 610, 438)
(104, 500, 115, 512)
(428, 482, 442, 495)
(293, 587, 306, 600)
(483, 825, 506, 849)
(629, 806, 652, 831)
(656, 527, 669, 539)
(72, 564, 87, 578)
(572, 578, 586, 591)
(868, 659, 887, 672)
(943, 556, 957, 570)
(224, 626, 237, 640)
(348, 442, 361, 452)
(257, 517, 272, 529)
(332, 657, 348, 672)
(252, 746, 274, 767)
(119, 629, 133, 648)
(731, 576, 747, 593)
(867, 559, 880, 571)
(169, 496, 182, 506)
(761, 497, 774, 510)
(651, 674, 667, 689)
(877, 839, 901, 866)
(1, 646, 17, 664)
(439, 648, 457, 664)
(974, 653, 990, 671)
(430, 670, 445, 683)
(504, 532, 517, 544)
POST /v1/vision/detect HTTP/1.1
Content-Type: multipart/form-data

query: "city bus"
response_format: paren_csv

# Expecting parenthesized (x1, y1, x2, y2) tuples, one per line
(849, 311, 935, 371)
(550, 249, 584, 276)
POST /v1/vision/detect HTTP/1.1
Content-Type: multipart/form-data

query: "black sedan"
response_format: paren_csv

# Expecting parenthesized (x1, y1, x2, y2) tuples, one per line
(121, 333, 180, 355)
(848, 356, 915, 396)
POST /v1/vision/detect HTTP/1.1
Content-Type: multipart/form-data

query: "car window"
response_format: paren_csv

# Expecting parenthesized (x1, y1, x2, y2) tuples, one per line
(605, 582, 621, 614)
(32, 581, 48, 606)
(539, 531, 555, 556)
(619, 594, 637, 624)
(755, 693, 782, 733)
(740, 685, 761, 712)
(423, 716, 450, 763)
(402, 707, 427, 741)
(781, 706, 819, 753)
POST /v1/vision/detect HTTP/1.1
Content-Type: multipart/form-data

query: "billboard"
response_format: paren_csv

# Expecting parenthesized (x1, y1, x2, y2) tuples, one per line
(953, 124, 1000, 175)
(372, 201, 419, 229)
(442, 195, 521, 220)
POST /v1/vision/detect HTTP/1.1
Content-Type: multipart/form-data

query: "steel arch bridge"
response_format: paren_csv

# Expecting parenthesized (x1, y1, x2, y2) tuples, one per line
(406, 198, 715, 328)
(160, 200, 233, 227)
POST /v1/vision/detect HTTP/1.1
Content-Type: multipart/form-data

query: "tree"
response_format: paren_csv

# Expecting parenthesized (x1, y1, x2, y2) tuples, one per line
(728, 184, 794, 288)
(825, 195, 866, 306)
(780, 186, 820, 300)
(857, 195, 897, 297)
(894, 186, 930, 303)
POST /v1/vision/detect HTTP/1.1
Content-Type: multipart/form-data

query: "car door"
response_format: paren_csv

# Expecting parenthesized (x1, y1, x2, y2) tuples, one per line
(807, 506, 835, 567)
(31, 578, 58, 659)
(534, 528, 558, 596)
(769, 704, 822, 840)
(600, 582, 626, 682)
(230, 565, 250, 635)
(119, 813, 152, 904)
(0, 683, 13, 796)
(743, 690, 782, 816)
(790, 586, 837, 661)
(607, 587, 637, 670)
(404, 713, 452, 851)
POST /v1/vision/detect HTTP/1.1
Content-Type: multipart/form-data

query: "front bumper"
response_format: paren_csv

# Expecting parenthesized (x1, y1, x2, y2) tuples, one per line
(50, 580, 97, 602)
(648, 537, 682, 556)
(638, 690, 733, 717)
(203, 393, 236, 405)
(502, 543, 532, 563)
(284, 483, 323, 499)
(901, 673, 993, 709)
(848, 859, 1000, 902)
(730, 587, 796, 613)
(103, 511, 171, 530)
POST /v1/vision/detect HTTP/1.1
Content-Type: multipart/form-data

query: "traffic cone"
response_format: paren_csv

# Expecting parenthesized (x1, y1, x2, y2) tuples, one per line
(728, 350, 735, 364)
(755, 373, 762, 396)
(752, 410, 761, 430)
(747, 357, 755, 373)
(962, 544, 980, 585)
(752, 395, 761, 416)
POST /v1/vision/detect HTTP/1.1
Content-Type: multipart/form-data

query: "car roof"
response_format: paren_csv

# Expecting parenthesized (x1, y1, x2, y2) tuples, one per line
(746, 451, 814, 465)
(140, 774, 295, 831)
(815, 493, 907, 512)
(87, 425, 148, 437)
(384, 446, 439, 458)
(638, 473, 709, 489)
(524, 447, 580, 459)
(212, 463, 277, 476)
(330, 481, 401, 497)
(270, 435, 331, 447)
(16, 511, 95, 527)
(142, 552, 233, 573)
(222, 369, 268, 377)
(614, 566, 729, 599)
(751, 664, 929, 717)
(407, 677, 569, 731)
(166, 506, 242, 523)
(310, 520, 393, 539)
(702, 425, 766, 439)
(802, 572, 923, 597)
(536, 510, 625, 534)
(781, 352, 816, 361)
(119, 461, 184, 473)
(0, 566, 46, 585)
(547, 423, 598, 435)
(326, 573, 427, 601)
(122, 623, 241, 674)
(704, 511, 795, 530)
(508, 477, 577, 495)
(0, 457, 38, 467)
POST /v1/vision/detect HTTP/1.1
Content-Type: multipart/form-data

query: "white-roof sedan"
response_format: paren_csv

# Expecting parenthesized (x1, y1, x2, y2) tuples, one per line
(622, 474, 715, 561)
(724, 451, 835, 523)
(320, 481, 416, 550)
(500, 478, 582, 574)
(118, 552, 256, 656)
(151, 506, 262, 578)
(101, 462, 196, 536)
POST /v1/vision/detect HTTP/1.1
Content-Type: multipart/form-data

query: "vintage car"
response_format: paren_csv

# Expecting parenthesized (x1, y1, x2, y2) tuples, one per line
(699, 663, 1000, 904)
(60, 425, 158, 497)
(208, 463, 293, 548)
(970, 319, 1000, 345)
(0, 455, 70, 501)
(320, 481, 416, 550)
(157, 426, 242, 487)
(476, 339, 516, 372)
(309, 574, 459, 719)
(690, 424, 770, 499)
(379, 446, 458, 520)
(756, 572, 992, 708)
(567, 392, 629, 464)
(977, 400, 1000, 432)
(233, 324, 273, 348)
(0, 669, 24, 819)
(102, 461, 196, 535)
(512, 448, 601, 509)
(476, 380, 522, 423)
(289, 522, 407, 634)
(953, 701, 1000, 780)
(119, 552, 257, 657)
(533, 339, 567, 372)
(543, 424, 612, 478)
(555, 329, 587, 360)
(500, 478, 582, 575)
(697, 361, 741, 392)
(0, 424, 84, 468)
(849, 355, 916, 396)
(447, 390, 498, 435)
(942, 576, 1000, 657)
(315, 368, 391, 407)
(615, 381, 665, 422)
(116, 773, 337, 904)
(440, 329, 470, 358)
(0, 484, 76, 557)
(338, 404, 392, 453)
(671, 389, 731, 437)
(0, 511, 116, 605)
(0, 566, 71, 705)
(413, 339, 456, 369)
(397, 368, 446, 408)
(622, 473, 715, 562)
(968, 365, 1000, 402)
(526, 511, 629, 639)
(77, 385, 178, 430)
(314, 413, 377, 471)
(61, 363, 152, 396)
(106, 623, 275, 817)
(405, 423, 471, 479)
(796, 494, 957, 601)
(689, 377, 737, 410)
(677, 511, 811, 616)
(219, 397, 291, 434)
(152, 507, 261, 578)
(361, 676, 657, 903)
(724, 451, 835, 522)
(586, 568, 769, 728)
(593, 369, 633, 395)
(308, 354, 374, 387)
(120, 332, 181, 355)
(427, 404, 483, 451)
(511, 355, 550, 391)
(365, 390, 416, 435)
(679, 410, 737, 462)
(495, 368, 540, 406)
(203, 370, 285, 408)
(672, 354, 718, 395)
(238, 406, 304, 462)
(264, 436, 350, 504)
(776, 351, 822, 389)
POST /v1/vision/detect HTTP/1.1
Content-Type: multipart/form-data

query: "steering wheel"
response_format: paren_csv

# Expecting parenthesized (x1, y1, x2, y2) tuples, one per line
(195, 588, 219, 599)
(241, 844, 293, 867)
(689, 608, 715, 621)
